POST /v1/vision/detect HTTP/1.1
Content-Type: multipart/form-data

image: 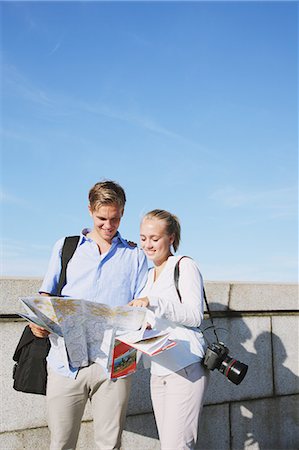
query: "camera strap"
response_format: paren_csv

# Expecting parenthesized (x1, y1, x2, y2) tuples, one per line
(174, 256, 219, 343)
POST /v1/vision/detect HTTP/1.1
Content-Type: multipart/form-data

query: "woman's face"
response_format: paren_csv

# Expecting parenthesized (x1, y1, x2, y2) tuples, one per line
(140, 217, 174, 265)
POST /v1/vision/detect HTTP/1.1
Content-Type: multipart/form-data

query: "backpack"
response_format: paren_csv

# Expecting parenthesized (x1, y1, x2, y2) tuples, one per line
(12, 236, 80, 395)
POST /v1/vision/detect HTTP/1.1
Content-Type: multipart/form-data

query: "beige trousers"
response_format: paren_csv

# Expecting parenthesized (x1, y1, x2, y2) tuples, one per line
(151, 362, 209, 450)
(46, 364, 132, 450)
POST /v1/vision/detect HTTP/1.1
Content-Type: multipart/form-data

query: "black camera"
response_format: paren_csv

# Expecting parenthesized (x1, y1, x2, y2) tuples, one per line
(203, 342, 248, 385)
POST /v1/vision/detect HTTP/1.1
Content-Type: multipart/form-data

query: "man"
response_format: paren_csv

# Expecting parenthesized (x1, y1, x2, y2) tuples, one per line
(29, 180, 148, 450)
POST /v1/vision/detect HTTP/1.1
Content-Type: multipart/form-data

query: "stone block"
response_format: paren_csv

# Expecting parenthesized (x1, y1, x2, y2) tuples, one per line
(272, 316, 299, 395)
(230, 282, 298, 311)
(204, 316, 273, 404)
(0, 422, 97, 450)
(204, 282, 231, 311)
(0, 322, 48, 432)
(127, 364, 152, 415)
(0, 426, 50, 449)
(0, 277, 42, 314)
(231, 395, 299, 450)
(123, 412, 159, 449)
(196, 403, 230, 449)
(125, 404, 231, 450)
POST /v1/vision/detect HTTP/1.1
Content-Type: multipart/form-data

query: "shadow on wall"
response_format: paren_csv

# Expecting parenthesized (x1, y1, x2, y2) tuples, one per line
(231, 331, 299, 450)
(125, 303, 299, 450)
(202, 303, 299, 450)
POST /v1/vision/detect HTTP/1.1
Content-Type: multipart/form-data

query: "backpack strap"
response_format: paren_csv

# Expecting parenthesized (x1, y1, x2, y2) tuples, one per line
(56, 236, 80, 295)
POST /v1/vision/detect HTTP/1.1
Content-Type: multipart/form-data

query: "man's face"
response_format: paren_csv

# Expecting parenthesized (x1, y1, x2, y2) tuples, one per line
(89, 203, 123, 243)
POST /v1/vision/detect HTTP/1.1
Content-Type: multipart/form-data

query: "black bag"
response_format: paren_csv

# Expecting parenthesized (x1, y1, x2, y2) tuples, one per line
(12, 236, 80, 395)
(12, 326, 51, 395)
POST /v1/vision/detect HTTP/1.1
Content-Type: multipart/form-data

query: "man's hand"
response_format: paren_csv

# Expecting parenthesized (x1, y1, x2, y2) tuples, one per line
(128, 297, 149, 308)
(29, 323, 50, 338)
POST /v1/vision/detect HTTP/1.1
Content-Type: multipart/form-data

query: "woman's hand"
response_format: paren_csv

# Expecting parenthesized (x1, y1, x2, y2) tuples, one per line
(128, 297, 149, 308)
(29, 323, 50, 338)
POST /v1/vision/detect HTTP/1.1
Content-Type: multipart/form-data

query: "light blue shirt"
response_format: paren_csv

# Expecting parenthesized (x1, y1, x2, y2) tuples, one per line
(40, 229, 148, 378)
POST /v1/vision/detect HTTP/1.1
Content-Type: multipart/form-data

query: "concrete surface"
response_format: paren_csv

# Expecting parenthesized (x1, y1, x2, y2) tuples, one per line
(0, 278, 298, 449)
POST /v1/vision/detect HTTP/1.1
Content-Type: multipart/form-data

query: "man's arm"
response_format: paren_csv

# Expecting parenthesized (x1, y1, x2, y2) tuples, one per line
(133, 249, 148, 298)
(39, 237, 64, 295)
(30, 238, 64, 338)
(29, 292, 51, 338)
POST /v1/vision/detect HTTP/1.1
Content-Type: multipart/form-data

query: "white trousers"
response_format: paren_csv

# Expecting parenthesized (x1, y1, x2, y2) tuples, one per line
(46, 364, 132, 450)
(151, 362, 209, 450)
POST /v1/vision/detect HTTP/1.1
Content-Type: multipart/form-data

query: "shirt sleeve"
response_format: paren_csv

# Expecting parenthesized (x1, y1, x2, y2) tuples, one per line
(147, 258, 204, 328)
(132, 249, 148, 299)
(39, 238, 64, 295)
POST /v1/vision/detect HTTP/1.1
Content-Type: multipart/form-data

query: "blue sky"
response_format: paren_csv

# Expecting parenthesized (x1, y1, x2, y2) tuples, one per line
(1, 0, 298, 282)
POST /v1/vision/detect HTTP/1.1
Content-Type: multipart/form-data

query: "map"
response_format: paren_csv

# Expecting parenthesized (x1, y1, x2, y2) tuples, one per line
(19, 296, 147, 369)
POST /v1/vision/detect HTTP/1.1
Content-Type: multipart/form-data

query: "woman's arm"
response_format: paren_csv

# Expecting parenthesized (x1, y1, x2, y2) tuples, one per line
(131, 258, 204, 328)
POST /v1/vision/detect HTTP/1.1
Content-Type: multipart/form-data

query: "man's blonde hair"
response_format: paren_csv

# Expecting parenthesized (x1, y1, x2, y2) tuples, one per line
(88, 180, 126, 212)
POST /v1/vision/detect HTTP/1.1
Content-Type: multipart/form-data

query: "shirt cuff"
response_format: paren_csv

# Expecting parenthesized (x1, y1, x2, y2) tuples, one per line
(148, 296, 159, 308)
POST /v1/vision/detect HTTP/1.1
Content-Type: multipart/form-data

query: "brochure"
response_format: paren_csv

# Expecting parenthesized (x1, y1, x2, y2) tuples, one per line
(108, 329, 177, 379)
(109, 339, 138, 379)
(117, 328, 177, 356)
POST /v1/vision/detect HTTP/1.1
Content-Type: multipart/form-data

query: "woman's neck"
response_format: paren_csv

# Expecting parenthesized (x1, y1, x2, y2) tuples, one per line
(153, 253, 172, 280)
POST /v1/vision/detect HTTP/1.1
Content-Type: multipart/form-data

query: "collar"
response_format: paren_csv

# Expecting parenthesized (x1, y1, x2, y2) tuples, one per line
(80, 229, 132, 248)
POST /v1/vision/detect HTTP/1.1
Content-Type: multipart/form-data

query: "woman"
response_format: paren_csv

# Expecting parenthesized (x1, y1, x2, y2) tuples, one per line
(129, 209, 209, 450)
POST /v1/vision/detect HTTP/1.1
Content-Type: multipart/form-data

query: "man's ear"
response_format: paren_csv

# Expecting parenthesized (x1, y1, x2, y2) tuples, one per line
(88, 204, 93, 216)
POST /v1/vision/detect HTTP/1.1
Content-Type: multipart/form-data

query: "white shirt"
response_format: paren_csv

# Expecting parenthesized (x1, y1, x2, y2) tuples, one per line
(141, 255, 207, 376)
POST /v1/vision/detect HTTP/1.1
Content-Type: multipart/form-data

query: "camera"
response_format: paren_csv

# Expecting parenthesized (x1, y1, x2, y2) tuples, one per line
(203, 342, 248, 385)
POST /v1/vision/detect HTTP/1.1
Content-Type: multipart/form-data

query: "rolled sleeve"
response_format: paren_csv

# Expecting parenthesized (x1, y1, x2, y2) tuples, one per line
(39, 238, 64, 295)
(133, 249, 148, 298)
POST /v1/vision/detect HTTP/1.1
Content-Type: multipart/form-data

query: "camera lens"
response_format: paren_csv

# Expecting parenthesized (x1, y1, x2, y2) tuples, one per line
(219, 357, 248, 385)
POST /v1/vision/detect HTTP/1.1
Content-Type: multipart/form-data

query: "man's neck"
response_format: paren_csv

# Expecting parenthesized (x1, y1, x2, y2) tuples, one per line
(87, 230, 114, 254)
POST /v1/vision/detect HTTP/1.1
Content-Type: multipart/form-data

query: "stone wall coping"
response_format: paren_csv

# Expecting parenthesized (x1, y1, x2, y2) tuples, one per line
(0, 278, 298, 315)
(1, 276, 297, 284)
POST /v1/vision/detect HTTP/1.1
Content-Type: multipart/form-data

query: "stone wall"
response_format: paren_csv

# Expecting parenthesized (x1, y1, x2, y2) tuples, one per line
(0, 278, 298, 449)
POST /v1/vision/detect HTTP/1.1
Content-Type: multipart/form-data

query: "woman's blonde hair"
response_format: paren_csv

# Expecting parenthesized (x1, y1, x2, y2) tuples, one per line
(143, 209, 181, 252)
(88, 180, 126, 212)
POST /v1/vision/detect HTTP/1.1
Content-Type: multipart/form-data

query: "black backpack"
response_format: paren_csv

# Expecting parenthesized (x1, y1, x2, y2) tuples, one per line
(12, 236, 80, 395)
